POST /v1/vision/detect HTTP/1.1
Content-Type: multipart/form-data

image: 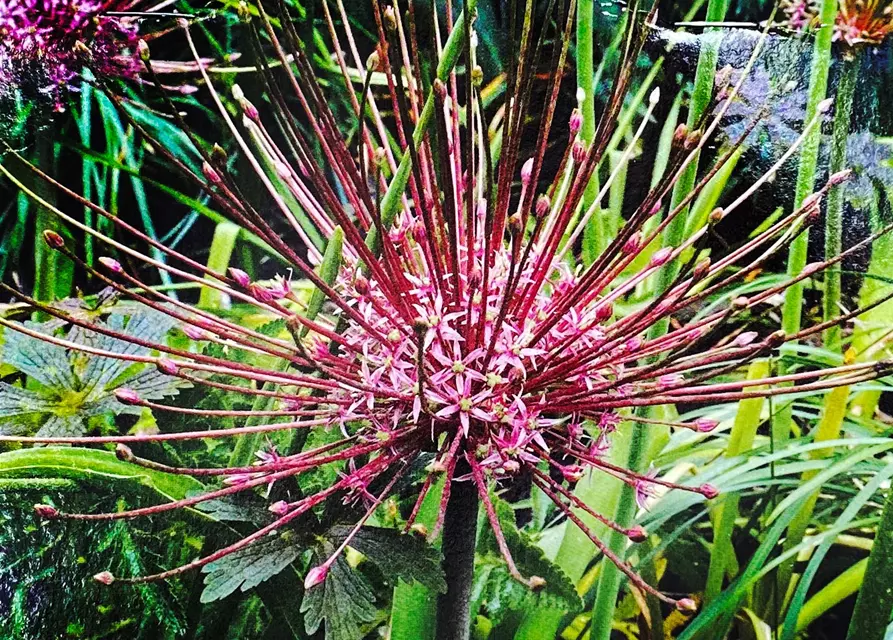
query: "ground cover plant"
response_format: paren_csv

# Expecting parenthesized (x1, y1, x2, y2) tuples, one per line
(1, 1, 893, 639)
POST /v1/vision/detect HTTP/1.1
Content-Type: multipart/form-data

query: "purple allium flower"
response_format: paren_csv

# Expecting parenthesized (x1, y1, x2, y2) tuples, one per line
(0, 0, 141, 109)
(2, 0, 888, 619)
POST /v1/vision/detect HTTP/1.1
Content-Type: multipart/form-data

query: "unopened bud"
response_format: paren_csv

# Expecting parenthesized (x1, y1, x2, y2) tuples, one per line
(137, 39, 150, 62)
(521, 158, 534, 185)
(828, 169, 852, 187)
(228, 267, 251, 288)
(627, 526, 648, 542)
(115, 443, 134, 462)
(99, 257, 123, 273)
(649, 86, 660, 105)
(157, 358, 179, 376)
(383, 6, 398, 32)
(622, 232, 643, 255)
(693, 417, 718, 433)
(114, 388, 141, 405)
(528, 575, 547, 590)
(732, 331, 758, 347)
(818, 97, 834, 113)
(354, 275, 369, 295)
(693, 258, 711, 280)
(34, 504, 59, 518)
(508, 213, 523, 235)
(572, 140, 587, 164)
(211, 143, 228, 164)
(304, 564, 329, 590)
(366, 50, 380, 72)
(672, 123, 689, 148)
(709, 207, 724, 223)
(535, 194, 551, 219)
(649, 247, 673, 267)
(569, 109, 583, 135)
(433, 78, 447, 99)
(684, 130, 702, 151)
(202, 161, 222, 184)
(676, 598, 698, 612)
(595, 303, 613, 323)
(410, 522, 428, 536)
(699, 483, 719, 499)
(93, 571, 116, 585)
(269, 500, 289, 515)
(43, 230, 65, 249)
(766, 330, 786, 348)
(471, 65, 483, 86)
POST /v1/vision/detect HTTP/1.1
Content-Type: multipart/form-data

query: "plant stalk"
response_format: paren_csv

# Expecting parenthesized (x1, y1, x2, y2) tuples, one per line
(436, 474, 480, 640)
(590, 3, 728, 637)
(822, 53, 859, 351)
(773, 0, 837, 444)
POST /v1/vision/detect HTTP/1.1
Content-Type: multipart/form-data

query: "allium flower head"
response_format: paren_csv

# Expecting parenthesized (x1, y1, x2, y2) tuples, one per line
(0, 0, 141, 108)
(3, 0, 889, 619)
(781, 0, 893, 49)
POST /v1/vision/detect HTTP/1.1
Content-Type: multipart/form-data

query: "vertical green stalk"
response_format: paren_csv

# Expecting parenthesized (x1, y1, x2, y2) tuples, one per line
(705, 361, 770, 603)
(850, 194, 893, 420)
(578, 0, 603, 256)
(28, 143, 73, 309)
(822, 53, 859, 351)
(589, 4, 729, 638)
(199, 222, 241, 310)
(846, 487, 893, 640)
(773, 0, 838, 444)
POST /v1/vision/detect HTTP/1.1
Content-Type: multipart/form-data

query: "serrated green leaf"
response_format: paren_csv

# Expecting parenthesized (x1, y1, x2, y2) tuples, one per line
(301, 551, 377, 640)
(475, 493, 582, 622)
(257, 318, 289, 339)
(200, 531, 301, 602)
(329, 525, 446, 593)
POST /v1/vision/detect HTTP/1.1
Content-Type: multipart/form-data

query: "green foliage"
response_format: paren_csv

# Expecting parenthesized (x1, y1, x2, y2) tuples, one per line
(201, 530, 302, 603)
(0, 309, 187, 437)
(301, 550, 378, 640)
(474, 493, 581, 624)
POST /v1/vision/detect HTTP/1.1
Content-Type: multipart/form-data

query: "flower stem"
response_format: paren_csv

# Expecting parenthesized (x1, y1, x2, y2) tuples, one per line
(774, 0, 837, 444)
(435, 473, 479, 640)
(578, 0, 602, 254)
(822, 53, 859, 351)
(590, 2, 728, 637)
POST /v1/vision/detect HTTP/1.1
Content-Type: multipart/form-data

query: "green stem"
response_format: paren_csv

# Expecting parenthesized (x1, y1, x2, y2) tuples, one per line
(847, 487, 893, 639)
(822, 53, 859, 351)
(578, 0, 603, 255)
(590, 4, 729, 638)
(773, 0, 838, 444)
(436, 476, 480, 640)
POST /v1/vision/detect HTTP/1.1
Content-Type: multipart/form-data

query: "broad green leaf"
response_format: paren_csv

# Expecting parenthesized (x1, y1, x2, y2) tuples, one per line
(301, 551, 377, 640)
(201, 530, 301, 603)
(330, 525, 446, 593)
